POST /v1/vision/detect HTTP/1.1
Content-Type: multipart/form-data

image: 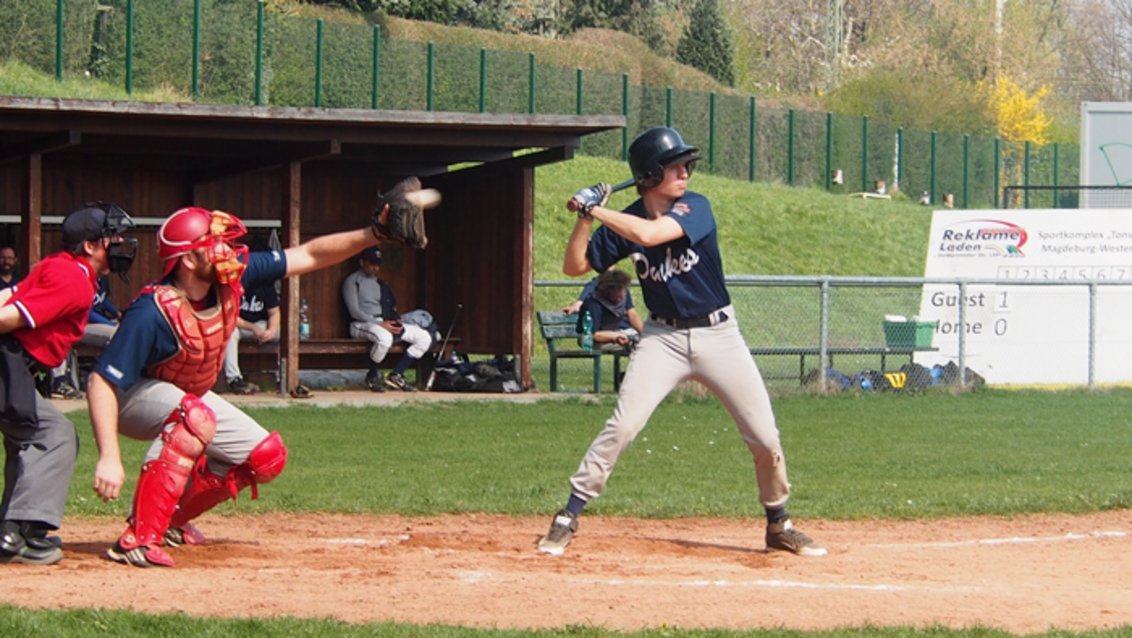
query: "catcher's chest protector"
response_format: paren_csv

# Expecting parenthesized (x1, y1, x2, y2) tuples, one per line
(147, 284, 239, 396)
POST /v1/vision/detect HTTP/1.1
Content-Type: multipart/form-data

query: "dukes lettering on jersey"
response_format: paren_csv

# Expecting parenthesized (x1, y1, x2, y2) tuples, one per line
(634, 246, 701, 283)
(588, 191, 730, 320)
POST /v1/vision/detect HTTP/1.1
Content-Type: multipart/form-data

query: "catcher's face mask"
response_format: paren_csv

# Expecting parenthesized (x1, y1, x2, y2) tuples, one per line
(159, 207, 249, 288)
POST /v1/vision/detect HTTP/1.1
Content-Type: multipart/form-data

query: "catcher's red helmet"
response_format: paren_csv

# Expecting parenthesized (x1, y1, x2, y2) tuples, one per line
(158, 206, 248, 279)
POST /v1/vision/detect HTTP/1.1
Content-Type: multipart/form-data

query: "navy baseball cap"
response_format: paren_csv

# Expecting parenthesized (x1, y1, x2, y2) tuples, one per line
(360, 246, 383, 264)
(62, 202, 135, 248)
(62, 206, 110, 247)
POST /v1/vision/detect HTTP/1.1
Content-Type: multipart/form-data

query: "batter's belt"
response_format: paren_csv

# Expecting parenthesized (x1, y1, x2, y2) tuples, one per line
(650, 306, 731, 330)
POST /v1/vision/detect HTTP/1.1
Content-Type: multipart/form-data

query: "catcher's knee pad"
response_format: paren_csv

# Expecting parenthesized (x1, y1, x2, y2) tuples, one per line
(169, 431, 287, 528)
(235, 430, 288, 498)
(124, 395, 217, 549)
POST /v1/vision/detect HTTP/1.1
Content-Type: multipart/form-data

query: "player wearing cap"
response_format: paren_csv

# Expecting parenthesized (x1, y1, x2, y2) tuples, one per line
(86, 205, 394, 568)
(0, 203, 137, 565)
(341, 246, 433, 392)
(537, 127, 826, 558)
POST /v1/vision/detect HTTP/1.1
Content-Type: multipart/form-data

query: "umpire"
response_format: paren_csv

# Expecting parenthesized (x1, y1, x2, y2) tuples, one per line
(0, 203, 136, 564)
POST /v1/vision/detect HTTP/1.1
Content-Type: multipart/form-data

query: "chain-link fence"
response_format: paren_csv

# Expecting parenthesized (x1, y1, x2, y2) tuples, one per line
(534, 276, 1132, 395)
(1, 0, 1079, 209)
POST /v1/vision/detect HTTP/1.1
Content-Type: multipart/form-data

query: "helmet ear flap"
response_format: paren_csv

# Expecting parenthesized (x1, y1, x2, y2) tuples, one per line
(636, 171, 662, 190)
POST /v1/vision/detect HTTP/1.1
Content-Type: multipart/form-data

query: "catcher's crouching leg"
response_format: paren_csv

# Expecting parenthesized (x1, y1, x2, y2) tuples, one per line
(108, 395, 217, 568)
(166, 431, 288, 542)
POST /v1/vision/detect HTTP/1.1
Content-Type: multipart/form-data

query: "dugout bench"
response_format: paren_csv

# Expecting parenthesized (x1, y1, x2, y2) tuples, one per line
(74, 337, 458, 393)
(233, 338, 458, 392)
(537, 311, 629, 393)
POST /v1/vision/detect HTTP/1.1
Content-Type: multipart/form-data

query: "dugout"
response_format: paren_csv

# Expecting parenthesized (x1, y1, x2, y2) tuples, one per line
(0, 96, 622, 391)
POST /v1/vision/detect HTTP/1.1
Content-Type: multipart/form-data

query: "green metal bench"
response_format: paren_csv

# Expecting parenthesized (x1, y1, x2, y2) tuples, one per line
(536, 311, 628, 393)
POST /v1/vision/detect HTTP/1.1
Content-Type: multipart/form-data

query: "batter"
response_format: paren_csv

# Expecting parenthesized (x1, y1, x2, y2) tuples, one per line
(538, 127, 826, 557)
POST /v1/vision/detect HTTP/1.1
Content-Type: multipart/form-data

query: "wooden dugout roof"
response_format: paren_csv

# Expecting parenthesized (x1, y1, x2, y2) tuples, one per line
(0, 96, 624, 391)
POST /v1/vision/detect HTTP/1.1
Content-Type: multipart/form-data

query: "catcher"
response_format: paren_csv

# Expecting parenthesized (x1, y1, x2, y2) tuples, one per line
(87, 178, 430, 567)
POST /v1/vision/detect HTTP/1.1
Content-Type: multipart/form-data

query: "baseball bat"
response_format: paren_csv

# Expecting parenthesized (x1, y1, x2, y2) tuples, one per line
(566, 177, 636, 213)
(426, 303, 463, 391)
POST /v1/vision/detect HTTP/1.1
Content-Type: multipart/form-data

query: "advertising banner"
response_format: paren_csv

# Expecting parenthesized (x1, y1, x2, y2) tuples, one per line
(918, 209, 1132, 384)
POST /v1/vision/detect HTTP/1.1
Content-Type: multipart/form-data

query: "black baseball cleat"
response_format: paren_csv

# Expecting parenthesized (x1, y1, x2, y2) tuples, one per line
(20, 522, 63, 550)
(384, 372, 416, 392)
(365, 371, 386, 393)
(227, 376, 259, 395)
(0, 523, 63, 565)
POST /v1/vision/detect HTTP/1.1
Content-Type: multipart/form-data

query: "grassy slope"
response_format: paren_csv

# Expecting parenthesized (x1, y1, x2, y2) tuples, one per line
(534, 155, 933, 280)
(1, 59, 935, 279)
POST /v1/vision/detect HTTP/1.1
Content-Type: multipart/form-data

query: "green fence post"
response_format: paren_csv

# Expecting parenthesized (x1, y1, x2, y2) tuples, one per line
(125, 0, 134, 95)
(962, 134, 970, 208)
(994, 138, 1002, 207)
(192, 0, 201, 100)
(528, 52, 536, 114)
(314, 19, 324, 107)
(825, 112, 833, 191)
(787, 109, 795, 186)
(378, 24, 387, 109)
(576, 68, 583, 115)
(621, 74, 629, 161)
(896, 127, 903, 191)
(930, 131, 937, 204)
(860, 115, 869, 192)
(478, 48, 486, 113)
(1024, 141, 1031, 209)
(427, 42, 435, 112)
(55, 0, 64, 81)
(1053, 143, 1060, 208)
(665, 88, 672, 127)
(255, 0, 264, 105)
(748, 96, 756, 182)
(708, 92, 716, 170)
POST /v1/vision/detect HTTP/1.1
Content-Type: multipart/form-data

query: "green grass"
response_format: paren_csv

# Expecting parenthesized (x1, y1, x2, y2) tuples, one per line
(4, 604, 1126, 638)
(24, 390, 1132, 636)
(532, 155, 933, 282)
(63, 390, 1132, 521)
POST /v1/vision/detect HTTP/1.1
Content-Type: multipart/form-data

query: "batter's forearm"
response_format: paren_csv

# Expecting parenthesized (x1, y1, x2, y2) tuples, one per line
(563, 219, 593, 276)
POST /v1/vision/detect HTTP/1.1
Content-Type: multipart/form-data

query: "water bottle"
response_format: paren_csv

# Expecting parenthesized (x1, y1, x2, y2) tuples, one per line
(299, 298, 311, 341)
(580, 310, 594, 351)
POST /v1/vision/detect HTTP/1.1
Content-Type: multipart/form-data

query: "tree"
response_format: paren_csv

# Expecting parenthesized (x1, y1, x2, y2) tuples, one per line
(676, 0, 735, 86)
(562, 0, 666, 50)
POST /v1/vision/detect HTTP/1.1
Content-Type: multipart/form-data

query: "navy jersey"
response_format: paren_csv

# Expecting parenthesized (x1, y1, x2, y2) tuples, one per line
(586, 190, 729, 319)
(93, 250, 287, 390)
(240, 281, 280, 323)
(576, 288, 635, 333)
(89, 275, 120, 326)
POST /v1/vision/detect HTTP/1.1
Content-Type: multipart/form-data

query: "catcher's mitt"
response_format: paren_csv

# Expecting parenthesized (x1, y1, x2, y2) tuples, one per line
(372, 176, 428, 249)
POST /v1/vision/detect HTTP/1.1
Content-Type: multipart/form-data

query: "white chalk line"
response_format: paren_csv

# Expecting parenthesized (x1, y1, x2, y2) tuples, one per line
(867, 529, 1127, 549)
(321, 534, 412, 547)
(451, 570, 978, 594)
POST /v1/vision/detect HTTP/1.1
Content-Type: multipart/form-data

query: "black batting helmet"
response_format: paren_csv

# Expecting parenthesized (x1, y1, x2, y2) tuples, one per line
(628, 127, 701, 189)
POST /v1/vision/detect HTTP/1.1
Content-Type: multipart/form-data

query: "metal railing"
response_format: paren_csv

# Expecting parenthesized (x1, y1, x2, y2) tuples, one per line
(535, 275, 1132, 392)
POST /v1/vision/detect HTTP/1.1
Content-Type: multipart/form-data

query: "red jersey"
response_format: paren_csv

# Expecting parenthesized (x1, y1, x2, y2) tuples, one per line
(6, 252, 98, 368)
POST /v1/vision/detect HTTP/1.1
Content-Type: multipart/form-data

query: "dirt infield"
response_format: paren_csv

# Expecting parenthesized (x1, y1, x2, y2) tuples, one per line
(1, 510, 1128, 633)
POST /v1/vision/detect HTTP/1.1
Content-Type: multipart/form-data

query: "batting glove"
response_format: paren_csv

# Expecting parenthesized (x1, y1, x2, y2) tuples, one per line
(570, 182, 611, 219)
